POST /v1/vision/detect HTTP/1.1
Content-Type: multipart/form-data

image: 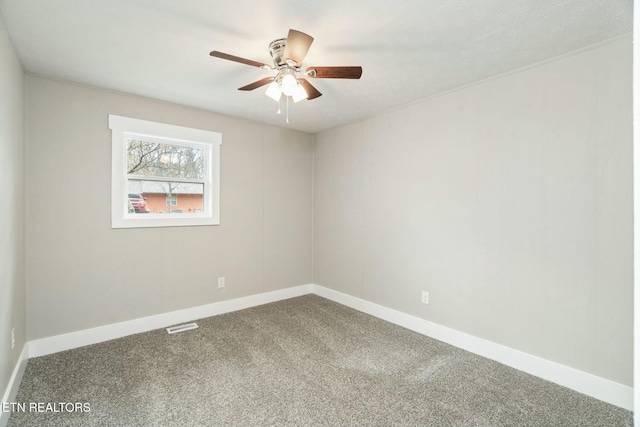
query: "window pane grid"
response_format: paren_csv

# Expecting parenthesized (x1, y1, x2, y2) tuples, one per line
(126, 174, 207, 184)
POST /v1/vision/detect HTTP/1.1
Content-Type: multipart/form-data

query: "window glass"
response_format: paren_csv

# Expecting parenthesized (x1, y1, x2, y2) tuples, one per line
(127, 138, 205, 179)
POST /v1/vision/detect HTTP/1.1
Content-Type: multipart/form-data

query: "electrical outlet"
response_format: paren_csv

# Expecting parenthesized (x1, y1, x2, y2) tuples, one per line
(218, 277, 225, 289)
(421, 291, 430, 305)
(11, 328, 15, 350)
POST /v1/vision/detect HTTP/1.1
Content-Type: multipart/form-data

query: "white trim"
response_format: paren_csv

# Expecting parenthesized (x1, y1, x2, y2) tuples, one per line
(0, 344, 29, 427)
(311, 285, 633, 411)
(109, 114, 222, 229)
(28, 285, 312, 358)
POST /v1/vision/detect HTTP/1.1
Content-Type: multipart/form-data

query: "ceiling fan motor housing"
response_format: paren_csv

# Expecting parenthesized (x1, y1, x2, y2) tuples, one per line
(269, 38, 287, 67)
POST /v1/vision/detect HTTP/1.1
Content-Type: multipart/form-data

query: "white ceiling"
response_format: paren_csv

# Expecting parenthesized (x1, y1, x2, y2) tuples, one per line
(0, 0, 632, 133)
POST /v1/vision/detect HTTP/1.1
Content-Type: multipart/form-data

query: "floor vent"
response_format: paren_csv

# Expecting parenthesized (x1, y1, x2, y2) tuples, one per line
(166, 322, 198, 334)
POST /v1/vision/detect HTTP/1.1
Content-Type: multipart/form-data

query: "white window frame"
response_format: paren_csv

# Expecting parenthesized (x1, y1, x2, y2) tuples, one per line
(109, 115, 222, 228)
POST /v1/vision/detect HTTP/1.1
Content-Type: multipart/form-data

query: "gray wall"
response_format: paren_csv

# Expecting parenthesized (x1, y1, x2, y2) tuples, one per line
(313, 37, 633, 385)
(0, 12, 25, 398)
(26, 76, 312, 340)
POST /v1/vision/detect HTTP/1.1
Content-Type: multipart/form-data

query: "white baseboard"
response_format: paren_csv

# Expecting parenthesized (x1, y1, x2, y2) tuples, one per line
(0, 344, 29, 427)
(28, 285, 313, 358)
(6, 283, 632, 414)
(311, 284, 633, 411)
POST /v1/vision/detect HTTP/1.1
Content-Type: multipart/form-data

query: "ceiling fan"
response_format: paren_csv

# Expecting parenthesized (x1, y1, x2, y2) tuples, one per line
(210, 29, 362, 104)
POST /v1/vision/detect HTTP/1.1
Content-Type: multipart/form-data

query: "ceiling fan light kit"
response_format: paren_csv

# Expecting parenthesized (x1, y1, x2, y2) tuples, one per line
(210, 29, 362, 121)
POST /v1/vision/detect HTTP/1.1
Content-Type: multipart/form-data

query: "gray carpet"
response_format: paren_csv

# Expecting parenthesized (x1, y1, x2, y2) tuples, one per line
(7, 295, 633, 426)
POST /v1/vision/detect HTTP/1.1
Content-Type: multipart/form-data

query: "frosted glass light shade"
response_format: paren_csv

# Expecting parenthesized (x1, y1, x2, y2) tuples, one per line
(281, 74, 297, 96)
(265, 81, 282, 101)
(292, 83, 308, 103)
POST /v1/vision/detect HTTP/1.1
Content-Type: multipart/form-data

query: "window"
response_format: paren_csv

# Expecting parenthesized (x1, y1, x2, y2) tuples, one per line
(109, 115, 221, 228)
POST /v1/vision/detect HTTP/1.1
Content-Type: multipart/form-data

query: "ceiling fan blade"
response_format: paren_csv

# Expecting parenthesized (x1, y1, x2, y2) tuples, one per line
(210, 51, 270, 69)
(307, 66, 363, 79)
(283, 29, 314, 66)
(298, 78, 322, 100)
(238, 77, 275, 91)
